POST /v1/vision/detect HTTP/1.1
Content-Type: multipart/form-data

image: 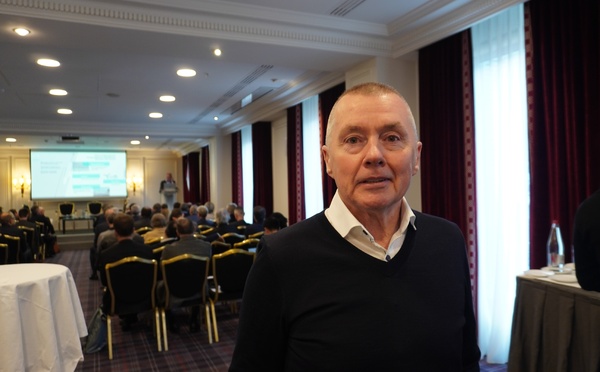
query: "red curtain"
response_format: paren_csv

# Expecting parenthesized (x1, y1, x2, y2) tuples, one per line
(181, 152, 200, 203)
(231, 131, 243, 206)
(526, 0, 600, 269)
(252, 121, 274, 216)
(287, 104, 304, 225)
(319, 83, 345, 207)
(418, 30, 478, 301)
(200, 145, 210, 204)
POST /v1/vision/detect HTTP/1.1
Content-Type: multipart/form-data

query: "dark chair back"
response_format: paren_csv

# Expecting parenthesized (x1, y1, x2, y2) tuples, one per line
(162, 254, 210, 306)
(0, 243, 8, 264)
(87, 201, 103, 215)
(34, 221, 46, 260)
(233, 238, 260, 251)
(0, 234, 20, 264)
(59, 202, 75, 216)
(135, 226, 152, 236)
(18, 226, 37, 255)
(210, 240, 232, 255)
(211, 248, 255, 299)
(221, 232, 246, 245)
(105, 256, 157, 315)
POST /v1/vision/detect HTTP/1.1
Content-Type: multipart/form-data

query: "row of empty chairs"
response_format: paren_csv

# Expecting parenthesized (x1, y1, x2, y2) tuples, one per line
(0, 221, 48, 264)
(103, 248, 255, 359)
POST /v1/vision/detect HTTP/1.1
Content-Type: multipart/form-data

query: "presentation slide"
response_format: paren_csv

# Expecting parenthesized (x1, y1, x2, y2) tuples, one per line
(30, 150, 127, 200)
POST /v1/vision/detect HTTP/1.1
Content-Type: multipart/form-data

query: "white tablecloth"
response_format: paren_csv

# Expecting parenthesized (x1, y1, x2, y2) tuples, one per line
(0, 263, 88, 372)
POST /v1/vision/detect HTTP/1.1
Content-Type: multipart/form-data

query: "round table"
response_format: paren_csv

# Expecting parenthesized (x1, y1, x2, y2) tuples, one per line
(0, 263, 88, 372)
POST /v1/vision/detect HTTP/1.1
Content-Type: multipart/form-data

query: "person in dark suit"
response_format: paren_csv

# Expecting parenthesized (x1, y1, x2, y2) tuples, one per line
(229, 207, 248, 228)
(215, 208, 235, 235)
(28, 206, 56, 258)
(0, 212, 32, 263)
(98, 213, 153, 330)
(160, 217, 212, 332)
(244, 206, 266, 236)
(196, 205, 216, 227)
(15, 207, 40, 258)
(89, 207, 117, 280)
(134, 207, 152, 230)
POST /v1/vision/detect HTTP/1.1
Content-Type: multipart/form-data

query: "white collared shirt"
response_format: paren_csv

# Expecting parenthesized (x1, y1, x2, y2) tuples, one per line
(324, 191, 416, 262)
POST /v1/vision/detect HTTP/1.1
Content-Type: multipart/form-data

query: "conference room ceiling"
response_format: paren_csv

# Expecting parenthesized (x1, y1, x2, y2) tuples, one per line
(0, 0, 522, 154)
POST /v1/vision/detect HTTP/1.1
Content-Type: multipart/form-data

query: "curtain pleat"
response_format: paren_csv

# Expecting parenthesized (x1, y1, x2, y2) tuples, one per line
(200, 146, 210, 203)
(319, 83, 345, 207)
(287, 105, 304, 225)
(231, 131, 243, 206)
(252, 121, 274, 216)
(526, 0, 600, 268)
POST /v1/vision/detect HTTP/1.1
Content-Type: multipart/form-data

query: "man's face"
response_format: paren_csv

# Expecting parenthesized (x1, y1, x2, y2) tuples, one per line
(322, 93, 422, 216)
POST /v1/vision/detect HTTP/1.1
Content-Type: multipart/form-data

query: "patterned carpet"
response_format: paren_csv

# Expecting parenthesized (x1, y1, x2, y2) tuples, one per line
(47, 249, 236, 371)
(49, 249, 507, 371)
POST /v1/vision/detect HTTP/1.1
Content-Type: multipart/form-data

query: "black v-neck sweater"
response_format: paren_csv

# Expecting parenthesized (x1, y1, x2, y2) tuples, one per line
(230, 211, 480, 372)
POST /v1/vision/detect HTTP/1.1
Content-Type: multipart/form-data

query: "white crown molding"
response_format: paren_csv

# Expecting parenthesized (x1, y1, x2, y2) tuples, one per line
(0, 0, 392, 56)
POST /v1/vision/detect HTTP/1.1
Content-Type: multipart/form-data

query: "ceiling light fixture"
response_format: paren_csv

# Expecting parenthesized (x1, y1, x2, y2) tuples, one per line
(159, 95, 176, 102)
(57, 108, 72, 115)
(177, 68, 196, 77)
(213, 116, 219, 121)
(13, 28, 30, 36)
(130, 140, 141, 145)
(149, 112, 163, 119)
(6, 138, 17, 143)
(214, 48, 222, 56)
(145, 135, 150, 139)
(37, 58, 60, 67)
(49, 89, 67, 96)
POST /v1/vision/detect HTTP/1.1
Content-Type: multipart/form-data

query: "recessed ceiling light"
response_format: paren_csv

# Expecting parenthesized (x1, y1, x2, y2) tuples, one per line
(130, 140, 141, 145)
(149, 112, 163, 119)
(177, 68, 196, 77)
(57, 108, 72, 115)
(49, 89, 68, 96)
(37, 58, 60, 67)
(145, 135, 150, 139)
(160, 95, 176, 102)
(213, 116, 219, 121)
(13, 28, 30, 36)
(6, 138, 17, 143)
(214, 48, 222, 57)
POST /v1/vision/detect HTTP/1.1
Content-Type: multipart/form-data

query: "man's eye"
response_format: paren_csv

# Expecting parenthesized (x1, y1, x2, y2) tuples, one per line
(345, 137, 360, 144)
(386, 135, 400, 142)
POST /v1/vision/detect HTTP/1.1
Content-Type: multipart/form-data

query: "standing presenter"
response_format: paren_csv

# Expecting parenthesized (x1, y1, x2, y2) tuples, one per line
(159, 172, 178, 211)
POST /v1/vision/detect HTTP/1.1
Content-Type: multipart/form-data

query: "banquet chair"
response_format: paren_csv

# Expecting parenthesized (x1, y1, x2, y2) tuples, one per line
(0, 243, 8, 265)
(135, 226, 152, 236)
(198, 225, 216, 235)
(0, 234, 21, 264)
(210, 241, 232, 255)
(233, 238, 260, 251)
(87, 201, 103, 216)
(105, 257, 161, 359)
(152, 245, 166, 281)
(209, 248, 255, 342)
(35, 221, 47, 261)
(247, 231, 264, 239)
(58, 202, 75, 217)
(18, 225, 37, 259)
(160, 254, 213, 349)
(221, 232, 246, 245)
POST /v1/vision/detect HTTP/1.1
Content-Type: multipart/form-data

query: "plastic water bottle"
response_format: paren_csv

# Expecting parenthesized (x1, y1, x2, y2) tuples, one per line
(546, 220, 565, 268)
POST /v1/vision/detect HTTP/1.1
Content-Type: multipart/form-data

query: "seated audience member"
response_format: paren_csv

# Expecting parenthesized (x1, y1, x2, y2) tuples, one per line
(164, 208, 183, 242)
(97, 211, 144, 253)
(574, 188, 600, 291)
(271, 212, 288, 229)
(134, 207, 153, 230)
(30, 206, 57, 258)
(144, 213, 168, 243)
(160, 217, 212, 333)
(187, 205, 201, 225)
(226, 203, 237, 222)
(161, 204, 170, 218)
(229, 207, 248, 228)
(90, 207, 117, 279)
(0, 211, 32, 262)
(93, 203, 113, 228)
(152, 203, 162, 216)
(245, 206, 266, 236)
(15, 207, 40, 257)
(197, 205, 216, 227)
(263, 216, 282, 235)
(204, 201, 215, 221)
(130, 204, 141, 221)
(215, 208, 234, 235)
(97, 213, 153, 330)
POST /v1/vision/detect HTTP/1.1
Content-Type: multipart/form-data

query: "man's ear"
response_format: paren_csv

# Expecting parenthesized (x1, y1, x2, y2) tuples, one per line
(322, 145, 333, 176)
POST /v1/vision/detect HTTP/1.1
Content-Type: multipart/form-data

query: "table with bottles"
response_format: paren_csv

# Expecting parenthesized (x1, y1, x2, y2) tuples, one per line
(507, 271, 600, 371)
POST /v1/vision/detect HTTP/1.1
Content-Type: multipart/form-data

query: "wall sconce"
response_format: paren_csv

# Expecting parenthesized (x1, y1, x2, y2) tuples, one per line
(13, 175, 31, 198)
(127, 176, 142, 196)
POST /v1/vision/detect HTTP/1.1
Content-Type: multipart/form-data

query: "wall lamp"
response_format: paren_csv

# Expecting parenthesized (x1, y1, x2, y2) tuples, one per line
(127, 176, 142, 196)
(13, 175, 31, 198)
